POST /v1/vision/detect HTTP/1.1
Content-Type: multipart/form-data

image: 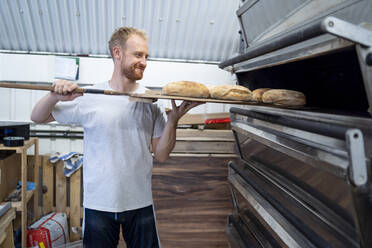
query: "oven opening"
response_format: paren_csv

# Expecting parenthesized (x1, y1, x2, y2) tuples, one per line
(236, 47, 370, 117)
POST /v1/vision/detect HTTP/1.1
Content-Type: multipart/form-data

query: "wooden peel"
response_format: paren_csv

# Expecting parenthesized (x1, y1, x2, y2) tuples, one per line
(1, 82, 305, 107)
(0, 82, 247, 104)
(0, 82, 157, 103)
(0, 82, 128, 95)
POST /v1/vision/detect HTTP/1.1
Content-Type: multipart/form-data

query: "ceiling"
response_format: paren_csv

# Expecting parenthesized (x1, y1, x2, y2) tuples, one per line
(0, 0, 241, 63)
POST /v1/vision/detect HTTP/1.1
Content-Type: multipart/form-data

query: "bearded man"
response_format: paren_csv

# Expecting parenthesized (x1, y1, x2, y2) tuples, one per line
(31, 27, 201, 248)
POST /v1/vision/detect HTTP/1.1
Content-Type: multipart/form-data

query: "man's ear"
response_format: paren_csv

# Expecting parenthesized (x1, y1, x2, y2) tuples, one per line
(113, 46, 121, 60)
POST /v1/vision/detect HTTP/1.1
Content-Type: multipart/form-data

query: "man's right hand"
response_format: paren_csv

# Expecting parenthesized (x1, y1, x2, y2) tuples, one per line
(51, 80, 83, 101)
(31, 80, 83, 123)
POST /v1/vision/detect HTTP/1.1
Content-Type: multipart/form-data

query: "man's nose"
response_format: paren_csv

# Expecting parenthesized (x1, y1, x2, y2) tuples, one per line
(140, 57, 147, 67)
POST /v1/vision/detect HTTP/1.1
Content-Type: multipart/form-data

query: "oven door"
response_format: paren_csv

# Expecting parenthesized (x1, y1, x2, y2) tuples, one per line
(226, 107, 372, 248)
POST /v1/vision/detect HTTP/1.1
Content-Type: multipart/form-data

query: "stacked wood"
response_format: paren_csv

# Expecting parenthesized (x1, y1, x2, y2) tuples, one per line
(153, 156, 234, 248)
(172, 129, 236, 157)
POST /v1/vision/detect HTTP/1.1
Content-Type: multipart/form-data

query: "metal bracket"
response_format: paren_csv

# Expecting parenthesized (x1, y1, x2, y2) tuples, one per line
(322, 17, 372, 67)
(356, 44, 372, 115)
(322, 17, 372, 47)
(346, 129, 368, 186)
(324, 18, 372, 115)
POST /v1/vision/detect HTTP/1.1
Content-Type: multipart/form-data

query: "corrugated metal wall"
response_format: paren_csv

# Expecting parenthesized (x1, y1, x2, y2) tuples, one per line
(0, 0, 241, 62)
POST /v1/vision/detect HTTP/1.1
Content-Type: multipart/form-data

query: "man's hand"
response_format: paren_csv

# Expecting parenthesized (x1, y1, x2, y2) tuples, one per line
(30, 80, 83, 123)
(51, 80, 83, 101)
(167, 100, 204, 124)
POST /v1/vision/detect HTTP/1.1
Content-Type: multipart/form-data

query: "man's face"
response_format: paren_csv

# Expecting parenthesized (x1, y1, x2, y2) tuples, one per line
(120, 34, 149, 81)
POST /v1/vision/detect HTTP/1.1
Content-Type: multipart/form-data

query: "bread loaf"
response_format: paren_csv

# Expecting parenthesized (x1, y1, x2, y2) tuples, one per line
(252, 88, 271, 102)
(262, 89, 306, 106)
(209, 85, 252, 101)
(162, 81, 210, 98)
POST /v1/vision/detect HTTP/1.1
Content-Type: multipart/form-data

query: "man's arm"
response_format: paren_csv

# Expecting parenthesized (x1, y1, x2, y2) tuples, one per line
(30, 94, 59, 123)
(30, 80, 82, 123)
(152, 100, 203, 162)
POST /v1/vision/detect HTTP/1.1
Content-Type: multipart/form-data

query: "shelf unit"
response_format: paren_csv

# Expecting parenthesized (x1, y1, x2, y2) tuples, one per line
(0, 137, 39, 248)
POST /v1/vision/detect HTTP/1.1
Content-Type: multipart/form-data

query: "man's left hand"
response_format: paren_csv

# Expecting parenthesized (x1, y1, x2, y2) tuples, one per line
(167, 100, 204, 124)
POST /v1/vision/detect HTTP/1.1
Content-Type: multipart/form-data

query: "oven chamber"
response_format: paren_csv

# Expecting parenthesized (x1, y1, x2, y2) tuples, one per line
(220, 1, 372, 247)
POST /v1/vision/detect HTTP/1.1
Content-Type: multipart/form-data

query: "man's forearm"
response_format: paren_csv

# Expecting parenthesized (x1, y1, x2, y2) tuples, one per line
(154, 120, 177, 162)
(153, 100, 203, 162)
(31, 93, 59, 123)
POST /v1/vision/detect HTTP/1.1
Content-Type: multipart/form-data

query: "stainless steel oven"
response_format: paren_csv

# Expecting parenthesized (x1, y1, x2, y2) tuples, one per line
(220, 1, 372, 247)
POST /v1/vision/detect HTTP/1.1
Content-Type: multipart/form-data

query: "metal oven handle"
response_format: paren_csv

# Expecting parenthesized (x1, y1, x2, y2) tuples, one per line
(219, 16, 372, 69)
(231, 107, 349, 140)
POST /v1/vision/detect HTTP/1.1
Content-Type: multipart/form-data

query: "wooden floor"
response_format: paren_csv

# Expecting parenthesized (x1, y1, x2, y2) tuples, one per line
(152, 156, 234, 248)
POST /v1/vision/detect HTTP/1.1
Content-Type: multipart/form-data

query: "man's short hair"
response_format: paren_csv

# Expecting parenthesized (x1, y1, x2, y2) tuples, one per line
(108, 27, 148, 58)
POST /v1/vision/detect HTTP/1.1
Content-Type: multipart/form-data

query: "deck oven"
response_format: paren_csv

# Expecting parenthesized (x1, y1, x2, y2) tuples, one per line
(219, 1, 372, 247)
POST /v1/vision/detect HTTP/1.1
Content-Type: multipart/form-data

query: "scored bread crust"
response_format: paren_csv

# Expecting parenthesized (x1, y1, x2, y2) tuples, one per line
(162, 81, 210, 98)
(252, 88, 271, 102)
(209, 85, 252, 101)
(262, 89, 306, 106)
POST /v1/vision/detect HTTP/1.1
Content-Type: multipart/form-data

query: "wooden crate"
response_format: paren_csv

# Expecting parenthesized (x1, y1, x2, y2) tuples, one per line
(39, 155, 82, 242)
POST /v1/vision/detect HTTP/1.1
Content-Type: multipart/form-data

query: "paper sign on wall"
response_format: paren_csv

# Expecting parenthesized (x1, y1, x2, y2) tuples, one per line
(54, 57, 79, 81)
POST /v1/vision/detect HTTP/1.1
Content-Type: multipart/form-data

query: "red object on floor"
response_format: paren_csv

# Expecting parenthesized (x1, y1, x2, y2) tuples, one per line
(204, 118, 231, 124)
(27, 212, 67, 248)
(27, 227, 52, 248)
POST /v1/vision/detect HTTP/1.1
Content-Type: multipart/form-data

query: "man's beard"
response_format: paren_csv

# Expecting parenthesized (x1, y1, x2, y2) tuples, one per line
(121, 64, 144, 81)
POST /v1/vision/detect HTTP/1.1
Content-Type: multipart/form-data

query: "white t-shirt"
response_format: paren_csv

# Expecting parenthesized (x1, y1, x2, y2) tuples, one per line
(52, 82, 166, 212)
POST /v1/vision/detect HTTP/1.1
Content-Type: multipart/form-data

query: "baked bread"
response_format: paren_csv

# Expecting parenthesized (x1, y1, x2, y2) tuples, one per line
(162, 81, 210, 98)
(252, 88, 271, 102)
(262, 89, 306, 106)
(209, 85, 252, 101)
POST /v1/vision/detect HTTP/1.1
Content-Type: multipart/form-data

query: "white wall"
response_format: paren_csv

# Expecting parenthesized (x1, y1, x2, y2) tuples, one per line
(1, 53, 235, 154)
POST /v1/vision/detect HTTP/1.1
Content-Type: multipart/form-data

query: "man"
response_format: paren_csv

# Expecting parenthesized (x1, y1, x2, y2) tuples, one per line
(31, 27, 202, 248)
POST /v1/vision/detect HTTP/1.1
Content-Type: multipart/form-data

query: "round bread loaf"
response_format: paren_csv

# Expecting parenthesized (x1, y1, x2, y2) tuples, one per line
(252, 88, 271, 102)
(209, 85, 252, 101)
(162, 81, 210, 98)
(262, 89, 306, 106)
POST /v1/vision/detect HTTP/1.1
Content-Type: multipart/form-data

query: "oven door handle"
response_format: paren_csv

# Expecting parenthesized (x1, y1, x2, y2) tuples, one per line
(219, 16, 372, 69)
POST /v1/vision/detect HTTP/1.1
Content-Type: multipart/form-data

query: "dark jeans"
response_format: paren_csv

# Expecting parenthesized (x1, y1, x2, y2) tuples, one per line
(83, 205, 160, 248)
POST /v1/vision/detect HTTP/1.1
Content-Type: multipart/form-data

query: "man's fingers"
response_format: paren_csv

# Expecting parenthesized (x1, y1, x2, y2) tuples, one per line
(178, 101, 190, 112)
(53, 80, 76, 95)
(171, 99, 177, 110)
(57, 84, 63, 94)
(179, 101, 204, 113)
(63, 83, 70, 94)
(69, 83, 78, 92)
(185, 101, 204, 112)
(71, 93, 83, 100)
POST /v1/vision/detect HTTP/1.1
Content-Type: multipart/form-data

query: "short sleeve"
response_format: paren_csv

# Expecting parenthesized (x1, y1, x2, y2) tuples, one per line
(52, 98, 82, 125)
(152, 104, 166, 138)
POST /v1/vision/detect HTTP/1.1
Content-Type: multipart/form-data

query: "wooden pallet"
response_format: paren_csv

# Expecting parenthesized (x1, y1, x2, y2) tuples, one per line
(40, 156, 82, 242)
